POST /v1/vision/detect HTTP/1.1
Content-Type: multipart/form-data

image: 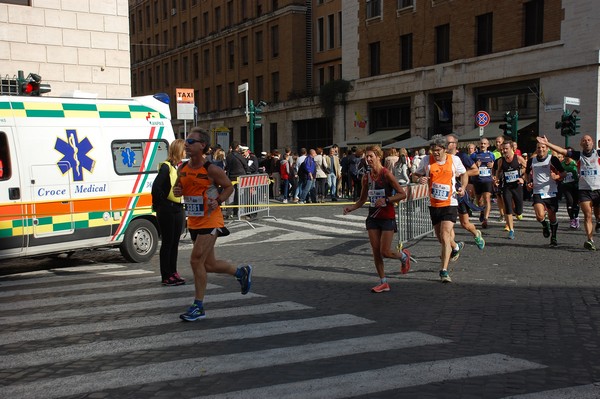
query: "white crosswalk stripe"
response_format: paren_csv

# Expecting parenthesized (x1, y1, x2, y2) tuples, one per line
(0, 269, 589, 398)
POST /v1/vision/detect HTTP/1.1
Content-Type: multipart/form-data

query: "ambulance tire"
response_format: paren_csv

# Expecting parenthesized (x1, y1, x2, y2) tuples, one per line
(119, 218, 159, 263)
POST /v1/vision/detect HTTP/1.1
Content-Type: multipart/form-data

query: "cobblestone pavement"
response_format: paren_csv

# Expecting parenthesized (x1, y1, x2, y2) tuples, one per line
(1, 201, 599, 398)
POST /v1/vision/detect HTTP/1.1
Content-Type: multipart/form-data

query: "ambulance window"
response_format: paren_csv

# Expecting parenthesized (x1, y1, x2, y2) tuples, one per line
(0, 132, 10, 180)
(111, 139, 169, 175)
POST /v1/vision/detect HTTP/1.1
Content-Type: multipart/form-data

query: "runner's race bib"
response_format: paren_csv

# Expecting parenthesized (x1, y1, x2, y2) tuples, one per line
(479, 166, 491, 177)
(431, 182, 450, 201)
(563, 173, 574, 183)
(184, 196, 204, 217)
(505, 170, 519, 183)
(539, 191, 557, 199)
(368, 188, 386, 207)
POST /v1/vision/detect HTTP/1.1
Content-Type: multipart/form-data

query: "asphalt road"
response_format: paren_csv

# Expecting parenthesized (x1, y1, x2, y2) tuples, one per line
(1, 200, 599, 398)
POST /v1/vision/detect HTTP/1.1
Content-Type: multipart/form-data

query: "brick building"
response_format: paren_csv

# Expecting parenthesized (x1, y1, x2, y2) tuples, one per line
(129, 0, 600, 154)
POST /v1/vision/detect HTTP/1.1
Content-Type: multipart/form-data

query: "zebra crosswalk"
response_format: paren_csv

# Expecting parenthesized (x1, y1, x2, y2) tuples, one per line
(1, 265, 592, 398)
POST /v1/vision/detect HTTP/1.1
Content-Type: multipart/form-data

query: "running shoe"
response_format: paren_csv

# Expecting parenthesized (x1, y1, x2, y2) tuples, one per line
(575, 217, 580, 229)
(542, 220, 550, 238)
(173, 272, 186, 284)
(550, 237, 558, 247)
(400, 249, 411, 274)
(479, 211, 485, 222)
(508, 230, 515, 240)
(162, 275, 184, 286)
(450, 242, 464, 262)
(516, 214, 523, 221)
(474, 230, 485, 250)
(371, 282, 390, 293)
(237, 265, 253, 295)
(180, 304, 206, 321)
(481, 219, 488, 229)
(569, 219, 577, 230)
(584, 240, 596, 251)
(596, 222, 600, 234)
(498, 215, 505, 223)
(504, 224, 510, 231)
(439, 270, 452, 283)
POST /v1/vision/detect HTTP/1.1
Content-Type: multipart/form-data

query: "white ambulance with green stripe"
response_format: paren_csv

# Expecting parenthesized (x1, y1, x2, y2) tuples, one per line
(0, 93, 175, 262)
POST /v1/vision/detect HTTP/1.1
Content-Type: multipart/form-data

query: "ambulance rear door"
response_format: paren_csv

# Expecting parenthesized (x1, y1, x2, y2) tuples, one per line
(0, 127, 25, 257)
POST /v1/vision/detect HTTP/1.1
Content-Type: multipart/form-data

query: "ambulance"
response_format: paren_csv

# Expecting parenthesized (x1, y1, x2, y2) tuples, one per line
(0, 91, 176, 263)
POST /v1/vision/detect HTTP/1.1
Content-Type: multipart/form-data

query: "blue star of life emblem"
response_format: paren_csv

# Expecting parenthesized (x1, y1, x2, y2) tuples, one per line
(55, 129, 94, 182)
(121, 147, 136, 168)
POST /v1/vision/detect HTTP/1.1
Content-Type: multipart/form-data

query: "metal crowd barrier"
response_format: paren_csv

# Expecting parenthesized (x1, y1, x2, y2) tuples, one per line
(397, 183, 434, 248)
(228, 173, 277, 228)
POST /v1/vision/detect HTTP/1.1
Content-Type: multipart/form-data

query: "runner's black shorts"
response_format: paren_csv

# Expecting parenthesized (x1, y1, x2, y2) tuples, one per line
(579, 189, 600, 206)
(366, 217, 398, 232)
(189, 227, 231, 241)
(429, 206, 458, 226)
(532, 194, 559, 213)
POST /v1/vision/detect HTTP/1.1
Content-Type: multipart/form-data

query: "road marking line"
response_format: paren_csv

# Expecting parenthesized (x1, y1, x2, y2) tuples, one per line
(0, 276, 169, 298)
(198, 353, 546, 399)
(267, 219, 362, 235)
(301, 216, 365, 229)
(0, 332, 450, 399)
(0, 290, 253, 325)
(1, 313, 365, 369)
(0, 298, 290, 345)
(502, 382, 600, 398)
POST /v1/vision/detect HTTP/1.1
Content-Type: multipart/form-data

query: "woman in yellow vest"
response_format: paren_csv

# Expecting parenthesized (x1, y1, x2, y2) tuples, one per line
(152, 138, 186, 286)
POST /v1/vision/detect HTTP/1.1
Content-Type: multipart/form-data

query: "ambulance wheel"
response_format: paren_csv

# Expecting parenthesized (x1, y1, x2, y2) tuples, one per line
(120, 219, 158, 263)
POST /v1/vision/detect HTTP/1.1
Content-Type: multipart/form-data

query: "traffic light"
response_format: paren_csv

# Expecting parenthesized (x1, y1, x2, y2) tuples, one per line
(18, 72, 51, 96)
(557, 110, 573, 137)
(253, 100, 265, 130)
(499, 111, 518, 140)
(570, 109, 580, 135)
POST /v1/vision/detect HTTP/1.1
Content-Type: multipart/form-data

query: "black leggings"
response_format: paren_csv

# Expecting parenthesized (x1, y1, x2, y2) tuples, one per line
(559, 184, 579, 219)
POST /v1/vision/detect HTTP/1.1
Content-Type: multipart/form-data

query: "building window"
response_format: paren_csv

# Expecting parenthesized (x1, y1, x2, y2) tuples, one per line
(203, 49, 210, 76)
(317, 18, 324, 52)
(328, 65, 335, 82)
(366, 0, 381, 19)
(270, 123, 278, 150)
(256, 75, 264, 101)
(182, 21, 188, 43)
(216, 85, 222, 111)
(228, 41, 235, 69)
(204, 88, 211, 113)
(215, 6, 221, 32)
(182, 56, 189, 82)
(173, 59, 178, 86)
(227, 1, 233, 26)
(155, 33, 159, 53)
(338, 12, 342, 46)
(271, 25, 279, 57)
(155, 65, 160, 86)
(524, 0, 544, 46)
(371, 103, 411, 131)
(397, 0, 413, 9)
(154, 0, 158, 23)
(241, 36, 249, 66)
(369, 42, 380, 76)
(435, 24, 450, 64)
(163, 0, 167, 19)
(228, 82, 235, 109)
(476, 13, 493, 56)
(192, 17, 198, 39)
(147, 68, 152, 90)
(203, 12, 209, 36)
(181, 0, 186, 10)
(145, 5, 150, 27)
(255, 31, 264, 62)
(164, 62, 169, 86)
(400, 33, 413, 70)
(163, 30, 168, 50)
(215, 45, 222, 72)
(271, 72, 279, 103)
(193, 52, 199, 78)
(318, 68, 325, 88)
(172, 26, 177, 47)
(328, 14, 335, 49)
(241, 0, 248, 20)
